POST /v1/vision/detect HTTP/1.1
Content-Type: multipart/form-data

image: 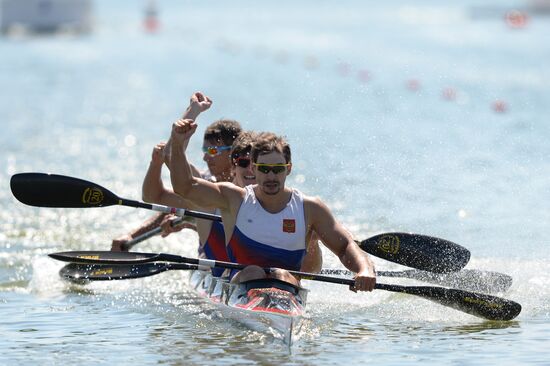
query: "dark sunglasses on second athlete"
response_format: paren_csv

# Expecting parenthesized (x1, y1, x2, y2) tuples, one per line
(235, 157, 251, 168)
(253, 163, 290, 174)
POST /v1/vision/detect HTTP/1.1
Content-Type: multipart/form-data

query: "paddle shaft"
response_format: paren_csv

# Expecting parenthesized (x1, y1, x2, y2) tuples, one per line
(118, 229, 500, 292)
(120, 198, 221, 221)
(121, 217, 185, 251)
(121, 226, 161, 251)
(321, 268, 513, 293)
(116, 220, 493, 291)
(113, 222, 491, 291)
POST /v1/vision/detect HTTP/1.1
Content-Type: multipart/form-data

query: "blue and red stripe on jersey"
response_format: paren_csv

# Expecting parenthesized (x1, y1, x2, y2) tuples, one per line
(227, 226, 306, 275)
(202, 221, 229, 277)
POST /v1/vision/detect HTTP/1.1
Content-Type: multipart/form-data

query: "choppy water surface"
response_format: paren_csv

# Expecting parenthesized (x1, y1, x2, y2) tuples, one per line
(1, 0, 549, 364)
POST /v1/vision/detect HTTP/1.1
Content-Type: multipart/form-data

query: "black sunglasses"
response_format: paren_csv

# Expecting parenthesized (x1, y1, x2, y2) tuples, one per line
(235, 157, 251, 168)
(253, 163, 290, 174)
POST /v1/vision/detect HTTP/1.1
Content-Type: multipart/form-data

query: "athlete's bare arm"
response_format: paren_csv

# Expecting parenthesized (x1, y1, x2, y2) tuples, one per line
(305, 196, 376, 291)
(169, 119, 244, 212)
(142, 141, 203, 209)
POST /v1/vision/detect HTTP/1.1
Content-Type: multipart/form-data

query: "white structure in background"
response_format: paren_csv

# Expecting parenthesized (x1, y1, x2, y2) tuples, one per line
(0, 0, 93, 34)
(528, 0, 550, 14)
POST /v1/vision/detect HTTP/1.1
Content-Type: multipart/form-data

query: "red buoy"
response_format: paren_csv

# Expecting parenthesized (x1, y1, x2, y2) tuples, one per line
(144, 0, 159, 33)
(357, 69, 370, 83)
(442, 87, 457, 101)
(505, 10, 529, 29)
(406, 79, 420, 91)
(492, 100, 508, 113)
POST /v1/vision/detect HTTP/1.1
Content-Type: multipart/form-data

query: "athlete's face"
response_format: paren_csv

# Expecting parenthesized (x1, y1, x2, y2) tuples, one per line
(253, 151, 291, 196)
(202, 139, 232, 180)
(232, 153, 256, 188)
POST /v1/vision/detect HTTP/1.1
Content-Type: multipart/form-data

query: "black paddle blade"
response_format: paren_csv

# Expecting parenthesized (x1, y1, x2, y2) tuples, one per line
(50, 251, 161, 264)
(359, 232, 470, 273)
(59, 263, 173, 282)
(379, 284, 521, 321)
(10, 173, 120, 208)
(59, 262, 198, 282)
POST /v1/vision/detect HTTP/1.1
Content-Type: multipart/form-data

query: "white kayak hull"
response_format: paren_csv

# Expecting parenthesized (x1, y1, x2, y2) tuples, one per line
(189, 270, 307, 344)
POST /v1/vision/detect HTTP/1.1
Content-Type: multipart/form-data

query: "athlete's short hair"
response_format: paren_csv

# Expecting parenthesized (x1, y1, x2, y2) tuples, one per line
(251, 132, 291, 163)
(203, 119, 242, 146)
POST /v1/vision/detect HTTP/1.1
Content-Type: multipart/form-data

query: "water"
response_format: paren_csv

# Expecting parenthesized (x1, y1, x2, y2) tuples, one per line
(1, 0, 549, 364)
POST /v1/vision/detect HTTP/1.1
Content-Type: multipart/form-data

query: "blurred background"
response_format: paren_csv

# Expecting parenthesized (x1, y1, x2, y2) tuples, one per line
(1, 0, 549, 364)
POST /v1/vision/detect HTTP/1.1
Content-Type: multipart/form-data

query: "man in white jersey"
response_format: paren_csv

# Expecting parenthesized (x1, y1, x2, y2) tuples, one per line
(168, 119, 376, 292)
(112, 91, 322, 275)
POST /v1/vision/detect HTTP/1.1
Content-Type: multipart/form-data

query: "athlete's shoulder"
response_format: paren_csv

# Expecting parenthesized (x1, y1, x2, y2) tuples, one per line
(303, 193, 331, 213)
(301, 191, 321, 204)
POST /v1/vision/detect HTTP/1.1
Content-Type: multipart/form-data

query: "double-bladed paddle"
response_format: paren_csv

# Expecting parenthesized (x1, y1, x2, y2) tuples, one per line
(51, 251, 521, 321)
(102, 214, 511, 292)
(11, 172, 470, 273)
(67, 210, 508, 292)
(57, 223, 510, 293)
(116, 230, 511, 293)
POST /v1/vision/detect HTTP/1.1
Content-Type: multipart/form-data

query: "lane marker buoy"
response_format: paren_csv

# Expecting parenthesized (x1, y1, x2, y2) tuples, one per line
(442, 87, 457, 101)
(505, 10, 529, 29)
(492, 100, 508, 113)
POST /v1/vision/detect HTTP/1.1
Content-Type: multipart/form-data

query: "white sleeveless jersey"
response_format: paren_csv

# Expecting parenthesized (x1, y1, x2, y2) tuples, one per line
(227, 185, 307, 271)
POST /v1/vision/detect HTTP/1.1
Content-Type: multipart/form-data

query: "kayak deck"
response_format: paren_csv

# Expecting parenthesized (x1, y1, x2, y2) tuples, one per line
(189, 271, 308, 344)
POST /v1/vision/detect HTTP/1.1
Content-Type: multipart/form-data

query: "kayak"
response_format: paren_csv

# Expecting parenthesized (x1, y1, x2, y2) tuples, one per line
(188, 271, 308, 344)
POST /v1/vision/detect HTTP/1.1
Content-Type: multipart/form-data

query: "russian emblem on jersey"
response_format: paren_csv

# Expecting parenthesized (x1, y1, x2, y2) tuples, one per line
(282, 219, 296, 233)
(81, 187, 104, 205)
